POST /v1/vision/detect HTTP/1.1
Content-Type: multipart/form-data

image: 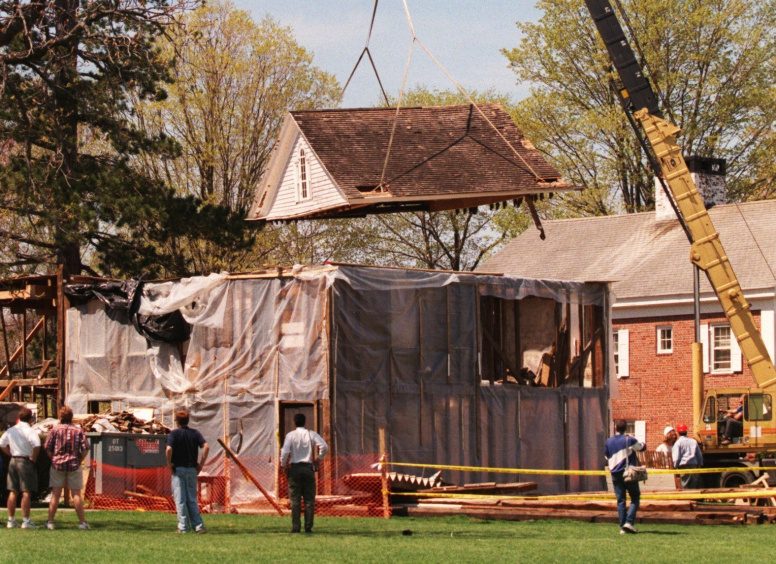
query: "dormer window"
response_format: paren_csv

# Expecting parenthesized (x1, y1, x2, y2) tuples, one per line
(297, 148, 310, 201)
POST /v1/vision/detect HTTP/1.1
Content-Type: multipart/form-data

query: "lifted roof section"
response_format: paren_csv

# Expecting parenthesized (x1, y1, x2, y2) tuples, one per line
(248, 104, 575, 222)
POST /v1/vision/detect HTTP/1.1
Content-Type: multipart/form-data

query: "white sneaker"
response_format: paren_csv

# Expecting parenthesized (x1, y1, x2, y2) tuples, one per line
(621, 523, 638, 534)
(46, 521, 56, 530)
(7, 519, 18, 529)
(78, 522, 90, 530)
(21, 520, 37, 529)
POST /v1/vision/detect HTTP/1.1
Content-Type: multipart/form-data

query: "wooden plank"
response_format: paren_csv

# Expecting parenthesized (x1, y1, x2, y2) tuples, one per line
(56, 264, 66, 407)
(0, 378, 58, 387)
(217, 438, 284, 516)
(406, 505, 755, 526)
(0, 316, 45, 378)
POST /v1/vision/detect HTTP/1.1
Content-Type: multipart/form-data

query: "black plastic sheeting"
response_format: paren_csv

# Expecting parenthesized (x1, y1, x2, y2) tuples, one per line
(65, 279, 191, 344)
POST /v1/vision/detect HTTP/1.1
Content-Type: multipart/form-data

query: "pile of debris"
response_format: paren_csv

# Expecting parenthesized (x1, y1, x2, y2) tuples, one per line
(77, 411, 171, 434)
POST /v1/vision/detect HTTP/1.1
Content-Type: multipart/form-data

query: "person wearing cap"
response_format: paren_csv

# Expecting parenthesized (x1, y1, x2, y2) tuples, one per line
(672, 424, 704, 489)
(604, 419, 646, 534)
(655, 426, 677, 461)
(719, 394, 746, 445)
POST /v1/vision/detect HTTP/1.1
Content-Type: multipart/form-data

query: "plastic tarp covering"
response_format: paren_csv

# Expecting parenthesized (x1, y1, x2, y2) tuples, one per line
(67, 270, 330, 504)
(329, 266, 608, 494)
(66, 265, 609, 503)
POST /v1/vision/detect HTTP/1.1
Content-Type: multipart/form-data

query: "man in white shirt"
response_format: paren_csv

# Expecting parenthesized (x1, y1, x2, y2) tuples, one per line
(0, 407, 41, 529)
(280, 413, 328, 533)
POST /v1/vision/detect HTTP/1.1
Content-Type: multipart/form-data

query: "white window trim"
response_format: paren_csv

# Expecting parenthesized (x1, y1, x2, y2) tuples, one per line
(700, 323, 709, 373)
(656, 325, 673, 354)
(616, 328, 629, 378)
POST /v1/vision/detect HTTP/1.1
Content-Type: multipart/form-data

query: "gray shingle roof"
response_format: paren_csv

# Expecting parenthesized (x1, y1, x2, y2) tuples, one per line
(479, 200, 776, 300)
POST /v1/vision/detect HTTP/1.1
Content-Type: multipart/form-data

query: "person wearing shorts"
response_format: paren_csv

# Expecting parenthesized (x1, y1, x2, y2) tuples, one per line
(44, 405, 90, 530)
(0, 406, 41, 529)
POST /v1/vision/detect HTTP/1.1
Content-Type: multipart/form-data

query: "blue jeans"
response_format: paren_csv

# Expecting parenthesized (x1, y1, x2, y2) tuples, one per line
(172, 467, 203, 532)
(611, 472, 640, 527)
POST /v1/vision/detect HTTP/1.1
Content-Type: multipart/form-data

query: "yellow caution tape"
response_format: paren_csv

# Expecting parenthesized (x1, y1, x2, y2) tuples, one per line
(388, 461, 776, 477)
(399, 489, 776, 502)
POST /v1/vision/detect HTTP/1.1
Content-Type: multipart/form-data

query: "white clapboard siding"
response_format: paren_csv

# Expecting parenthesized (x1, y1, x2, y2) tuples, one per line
(265, 134, 347, 220)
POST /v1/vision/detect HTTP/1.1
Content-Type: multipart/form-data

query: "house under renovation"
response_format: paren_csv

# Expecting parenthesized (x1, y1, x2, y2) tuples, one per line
(59, 264, 610, 504)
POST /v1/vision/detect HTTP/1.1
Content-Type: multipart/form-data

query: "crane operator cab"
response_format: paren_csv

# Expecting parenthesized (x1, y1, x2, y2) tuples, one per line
(701, 391, 774, 450)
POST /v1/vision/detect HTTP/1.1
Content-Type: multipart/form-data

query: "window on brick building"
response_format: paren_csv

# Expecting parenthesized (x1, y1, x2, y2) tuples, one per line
(700, 323, 742, 374)
(712, 325, 732, 371)
(656, 326, 673, 354)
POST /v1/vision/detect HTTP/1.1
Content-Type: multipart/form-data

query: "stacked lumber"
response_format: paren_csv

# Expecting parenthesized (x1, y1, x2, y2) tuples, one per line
(77, 411, 171, 434)
(404, 489, 776, 526)
(418, 481, 538, 496)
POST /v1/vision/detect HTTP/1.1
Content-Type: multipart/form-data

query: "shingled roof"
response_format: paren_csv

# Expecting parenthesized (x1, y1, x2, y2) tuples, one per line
(478, 200, 776, 301)
(248, 104, 572, 222)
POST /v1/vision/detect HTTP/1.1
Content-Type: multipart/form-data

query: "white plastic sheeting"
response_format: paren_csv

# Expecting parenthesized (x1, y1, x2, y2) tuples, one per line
(66, 265, 609, 501)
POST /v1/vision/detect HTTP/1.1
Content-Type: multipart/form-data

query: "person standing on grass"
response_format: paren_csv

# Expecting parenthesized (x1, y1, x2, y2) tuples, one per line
(0, 407, 41, 529)
(672, 423, 704, 489)
(604, 419, 646, 534)
(45, 405, 90, 530)
(280, 413, 328, 533)
(166, 408, 209, 534)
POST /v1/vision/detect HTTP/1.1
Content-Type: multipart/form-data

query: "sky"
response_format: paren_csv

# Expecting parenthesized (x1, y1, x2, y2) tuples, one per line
(234, 1, 541, 108)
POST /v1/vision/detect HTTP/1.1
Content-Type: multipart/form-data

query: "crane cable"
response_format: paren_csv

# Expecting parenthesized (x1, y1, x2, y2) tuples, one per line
(733, 201, 776, 284)
(394, 0, 545, 183)
(612, 0, 775, 285)
(611, 0, 677, 126)
(340, 0, 389, 106)
(343, 0, 549, 191)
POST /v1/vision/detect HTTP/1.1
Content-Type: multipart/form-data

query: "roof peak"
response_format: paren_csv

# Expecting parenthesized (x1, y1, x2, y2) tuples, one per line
(290, 103, 503, 114)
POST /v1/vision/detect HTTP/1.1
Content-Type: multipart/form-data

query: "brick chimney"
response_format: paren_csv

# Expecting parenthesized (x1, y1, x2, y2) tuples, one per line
(655, 156, 727, 222)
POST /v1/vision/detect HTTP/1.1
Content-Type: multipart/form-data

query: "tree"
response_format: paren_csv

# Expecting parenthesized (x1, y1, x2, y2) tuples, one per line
(0, 0, 211, 277)
(504, 0, 776, 215)
(134, 1, 341, 273)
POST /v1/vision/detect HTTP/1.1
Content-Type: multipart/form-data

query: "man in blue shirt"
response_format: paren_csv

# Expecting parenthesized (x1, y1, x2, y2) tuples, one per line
(166, 409, 209, 533)
(604, 419, 646, 534)
(672, 423, 704, 489)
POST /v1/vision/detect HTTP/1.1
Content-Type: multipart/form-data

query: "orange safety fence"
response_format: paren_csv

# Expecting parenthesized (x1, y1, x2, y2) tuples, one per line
(83, 453, 397, 518)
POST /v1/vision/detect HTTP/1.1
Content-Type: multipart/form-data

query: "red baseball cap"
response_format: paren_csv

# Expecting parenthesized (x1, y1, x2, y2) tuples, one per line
(676, 423, 688, 433)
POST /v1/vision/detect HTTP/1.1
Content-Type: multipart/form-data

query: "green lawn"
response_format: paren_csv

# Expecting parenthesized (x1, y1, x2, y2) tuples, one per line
(2, 510, 776, 563)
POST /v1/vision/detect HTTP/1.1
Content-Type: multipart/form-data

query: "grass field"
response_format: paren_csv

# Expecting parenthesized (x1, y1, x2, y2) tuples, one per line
(2, 510, 776, 563)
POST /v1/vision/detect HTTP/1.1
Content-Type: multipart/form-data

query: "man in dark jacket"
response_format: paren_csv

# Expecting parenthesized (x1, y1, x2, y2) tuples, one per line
(166, 409, 209, 533)
(604, 419, 646, 534)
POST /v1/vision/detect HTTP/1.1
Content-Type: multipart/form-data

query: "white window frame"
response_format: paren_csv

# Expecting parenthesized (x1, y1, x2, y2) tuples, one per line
(296, 147, 311, 202)
(711, 324, 732, 373)
(656, 325, 673, 354)
(703, 323, 742, 374)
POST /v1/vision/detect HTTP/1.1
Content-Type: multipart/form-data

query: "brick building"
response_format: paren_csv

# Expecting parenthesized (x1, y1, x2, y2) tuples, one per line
(480, 198, 776, 449)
